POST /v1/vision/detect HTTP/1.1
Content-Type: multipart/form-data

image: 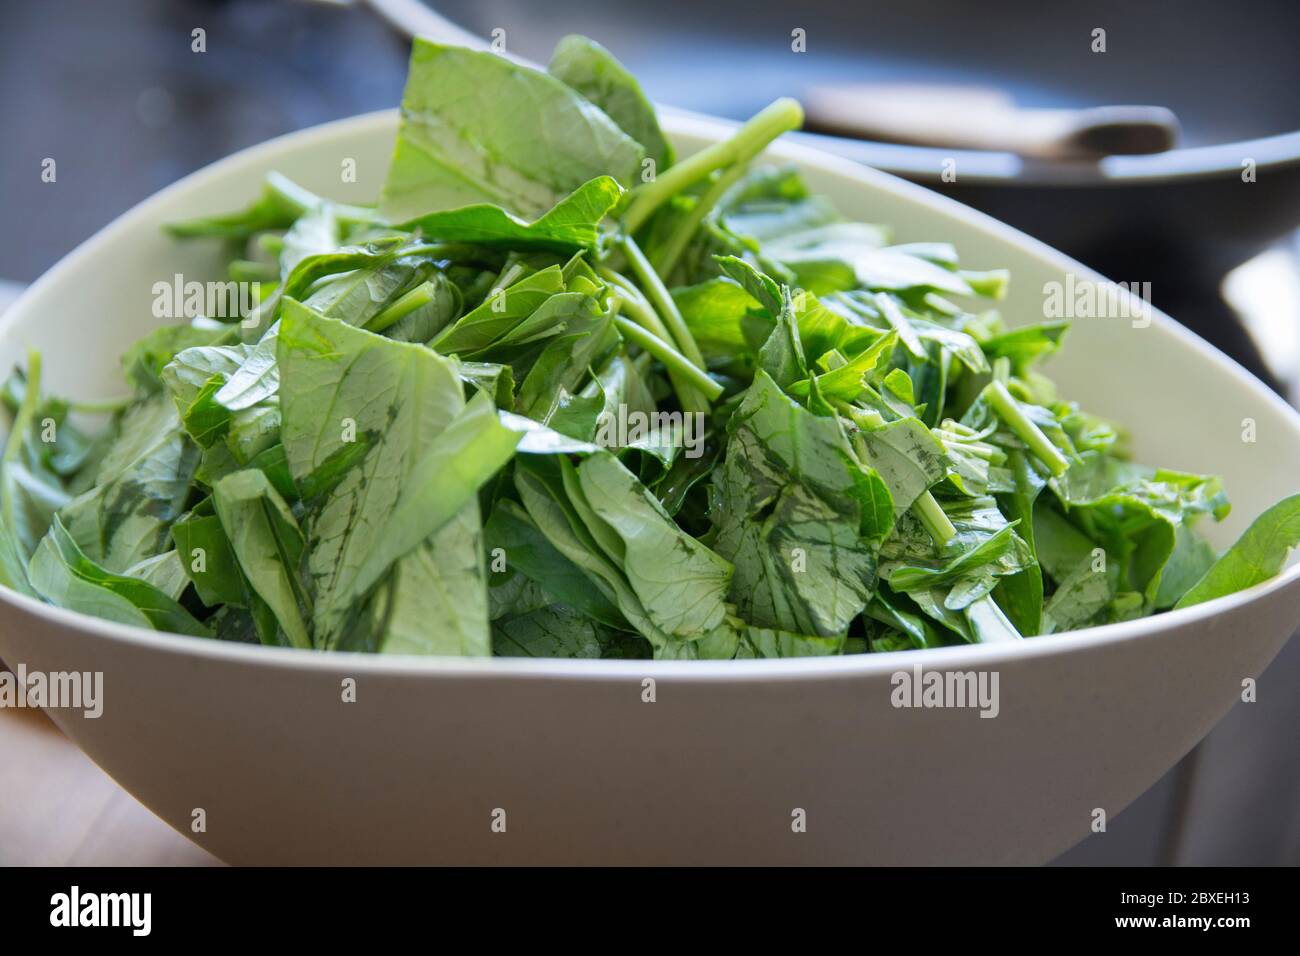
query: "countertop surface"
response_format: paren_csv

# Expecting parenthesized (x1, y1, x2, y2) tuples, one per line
(0, 704, 218, 866)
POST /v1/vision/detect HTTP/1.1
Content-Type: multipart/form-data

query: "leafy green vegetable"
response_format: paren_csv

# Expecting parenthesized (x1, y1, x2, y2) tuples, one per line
(380, 40, 643, 222)
(212, 469, 312, 649)
(2, 34, 1294, 657)
(398, 176, 624, 253)
(58, 396, 200, 573)
(171, 501, 246, 609)
(569, 451, 732, 636)
(28, 516, 208, 636)
(353, 503, 493, 656)
(548, 35, 673, 171)
(711, 372, 891, 636)
(1175, 495, 1300, 608)
(277, 297, 503, 648)
(494, 601, 649, 659)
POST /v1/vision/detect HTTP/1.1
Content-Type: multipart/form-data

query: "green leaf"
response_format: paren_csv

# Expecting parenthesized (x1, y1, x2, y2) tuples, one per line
(711, 372, 890, 635)
(671, 276, 762, 363)
(719, 166, 841, 245)
(515, 455, 673, 649)
(57, 397, 200, 573)
(380, 40, 643, 222)
(340, 391, 520, 614)
(798, 327, 900, 400)
(399, 176, 623, 253)
(280, 203, 340, 276)
(548, 34, 672, 169)
(123, 324, 228, 394)
(766, 228, 975, 297)
(1154, 523, 1218, 610)
(122, 549, 189, 601)
(277, 297, 504, 649)
(856, 417, 947, 517)
(164, 181, 296, 240)
(212, 469, 312, 649)
(494, 602, 648, 659)
(757, 287, 808, 389)
(514, 306, 618, 420)
(1052, 451, 1228, 602)
(570, 451, 732, 636)
(429, 266, 566, 356)
(1175, 494, 1300, 609)
(886, 523, 1030, 596)
(162, 328, 281, 458)
(305, 256, 440, 331)
(741, 626, 843, 657)
(28, 516, 208, 636)
(171, 504, 246, 608)
(715, 255, 782, 315)
(866, 585, 949, 650)
(993, 449, 1047, 634)
(484, 498, 625, 627)
(981, 321, 1069, 374)
(348, 500, 492, 656)
(455, 360, 516, 407)
(1042, 555, 1118, 634)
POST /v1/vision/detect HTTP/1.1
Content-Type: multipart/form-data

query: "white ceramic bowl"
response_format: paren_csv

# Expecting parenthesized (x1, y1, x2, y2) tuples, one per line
(2, 112, 1298, 865)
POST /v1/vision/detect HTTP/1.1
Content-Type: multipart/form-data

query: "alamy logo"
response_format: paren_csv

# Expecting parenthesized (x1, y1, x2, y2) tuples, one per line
(1042, 273, 1152, 328)
(152, 273, 259, 320)
(592, 405, 706, 459)
(50, 886, 151, 936)
(0, 664, 103, 718)
(890, 664, 1000, 718)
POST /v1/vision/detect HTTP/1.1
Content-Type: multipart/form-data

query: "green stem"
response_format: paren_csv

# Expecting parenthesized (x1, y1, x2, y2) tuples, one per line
(600, 268, 673, 341)
(618, 236, 706, 367)
(612, 297, 710, 411)
(211, 326, 243, 348)
(604, 269, 709, 411)
(939, 438, 996, 461)
(266, 171, 379, 227)
(913, 490, 957, 547)
(910, 489, 1021, 642)
(488, 261, 528, 296)
(966, 595, 1023, 643)
(3, 350, 40, 467)
(986, 381, 1069, 477)
(1, 350, 42, 574)
(66, 396, 134, 415)
(650, 160, 752, 279)
(366, 281, 436, 333)
(622, 98, 804, 234)
(614, 316, 722, 403)
(834, 398, 886, 432)
(229, 260, 279, 284)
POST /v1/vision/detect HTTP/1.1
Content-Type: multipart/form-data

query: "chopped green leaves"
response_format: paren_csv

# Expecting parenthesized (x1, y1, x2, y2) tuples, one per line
(398, 177, 624, 253)
(28, 516, 208, 637)
(380, 40, 643, 222)
(1, 34, 1291, 659)
(548, 35, 673, 170)
(1175, 495, 1300, 608)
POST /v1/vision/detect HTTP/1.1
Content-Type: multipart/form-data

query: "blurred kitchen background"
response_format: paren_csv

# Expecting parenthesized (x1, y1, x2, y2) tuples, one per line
(1, 0, 1297, 865)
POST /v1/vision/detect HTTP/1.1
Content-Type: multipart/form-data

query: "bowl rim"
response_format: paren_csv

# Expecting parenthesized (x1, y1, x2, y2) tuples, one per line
(3, 107, 1298, 680)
